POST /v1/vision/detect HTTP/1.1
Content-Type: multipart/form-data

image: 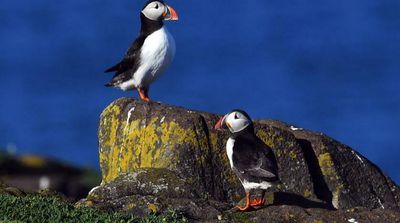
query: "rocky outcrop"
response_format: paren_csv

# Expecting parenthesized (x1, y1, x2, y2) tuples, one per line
(82, 98, 400, 222)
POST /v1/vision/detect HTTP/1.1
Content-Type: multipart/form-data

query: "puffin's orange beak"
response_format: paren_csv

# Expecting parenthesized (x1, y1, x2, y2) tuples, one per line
(164, 5, 179, 21)
(214, 115, 227, 130)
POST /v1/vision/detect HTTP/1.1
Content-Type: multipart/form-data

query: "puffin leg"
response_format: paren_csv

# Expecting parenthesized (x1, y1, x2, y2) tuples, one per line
(143, 87, 150, 99)
(236, 192, 252, 211)
(137, 88, 150, 102)
(250, 190, 266, 207)
(144, 87, 162, 104)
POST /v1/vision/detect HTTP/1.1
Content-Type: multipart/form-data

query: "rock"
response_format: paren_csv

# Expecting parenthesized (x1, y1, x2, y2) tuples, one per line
(84, 98, 400, 221)
(261, 119, 400, 210)
(222, 205, 400, 223)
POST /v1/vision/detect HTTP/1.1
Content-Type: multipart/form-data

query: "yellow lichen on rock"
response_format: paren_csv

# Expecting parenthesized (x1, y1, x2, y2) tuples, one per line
(126, 203, 136, 210)
(159, 121, 197, 151)
(318, 153, 336, 179)
(99, 103, 122, 183)
(256, 129, 286, 150)
(256, 130, 275, 148)
(304, 189, 312, 198)
(99, 102, 206, 183)
(119, 119, 141, 172)
(318, 153, 345, 208)
(147, 203, 159, 213)
(91, 98, 400, 216)
(288, 150, 297, 160)
(120, 118, 161, 170)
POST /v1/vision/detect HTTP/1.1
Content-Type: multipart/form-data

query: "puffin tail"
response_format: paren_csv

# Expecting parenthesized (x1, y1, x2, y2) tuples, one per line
(104, 82, 114, 87)
(104, 63, 120, 73)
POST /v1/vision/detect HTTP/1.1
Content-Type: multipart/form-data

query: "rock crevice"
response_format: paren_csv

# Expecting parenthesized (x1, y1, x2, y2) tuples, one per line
(82, 98, 400, 221)
(297, 138, 333, 204)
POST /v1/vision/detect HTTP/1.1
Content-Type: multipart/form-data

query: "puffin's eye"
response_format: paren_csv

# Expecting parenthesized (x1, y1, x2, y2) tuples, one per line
(154, 3, 159, 9)
(234, 113, 239, 119)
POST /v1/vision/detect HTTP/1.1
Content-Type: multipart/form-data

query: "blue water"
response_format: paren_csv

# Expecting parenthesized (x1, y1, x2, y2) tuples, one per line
(1, 1, 399, 183)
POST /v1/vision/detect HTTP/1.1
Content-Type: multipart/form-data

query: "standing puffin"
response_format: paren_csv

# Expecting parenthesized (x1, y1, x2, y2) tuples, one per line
(105, 0, 178, 102)
(214, 110, 280, 211)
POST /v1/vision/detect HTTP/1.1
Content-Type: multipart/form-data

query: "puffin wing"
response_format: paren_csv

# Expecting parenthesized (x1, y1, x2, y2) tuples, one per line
(243, 156, 277, 179)
(234, 137, 279, 181)
(104, 35, 146, 85)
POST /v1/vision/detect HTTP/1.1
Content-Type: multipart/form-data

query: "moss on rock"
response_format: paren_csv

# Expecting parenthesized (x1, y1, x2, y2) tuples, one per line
(88, 98, 400, 220)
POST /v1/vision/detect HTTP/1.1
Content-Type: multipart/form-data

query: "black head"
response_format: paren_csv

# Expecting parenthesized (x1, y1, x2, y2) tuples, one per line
(143, 0, 165, 10)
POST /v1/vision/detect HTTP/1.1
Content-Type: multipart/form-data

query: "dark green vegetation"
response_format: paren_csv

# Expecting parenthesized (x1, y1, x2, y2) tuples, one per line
(2, 98, 400, 222)
(0, 184, 187, 223)
(0, 149, 102, 200)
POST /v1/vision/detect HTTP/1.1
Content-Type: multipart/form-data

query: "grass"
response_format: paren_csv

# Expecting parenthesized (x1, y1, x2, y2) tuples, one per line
(0, 193, 187, 223)
(0, 151, 188, 222)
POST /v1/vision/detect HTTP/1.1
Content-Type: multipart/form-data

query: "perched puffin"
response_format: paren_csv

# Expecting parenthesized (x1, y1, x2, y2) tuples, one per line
(214, 110, 280, 211)
(105, 0, 178, 102)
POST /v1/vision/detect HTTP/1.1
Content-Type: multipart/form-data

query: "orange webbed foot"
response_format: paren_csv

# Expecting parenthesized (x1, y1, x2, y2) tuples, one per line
(137, 88, 151, 102)
(235, 192, 253, 212)
(141, 97, 151, 102)
(236, 204, 252, 211)
(250, 198, 265, 207)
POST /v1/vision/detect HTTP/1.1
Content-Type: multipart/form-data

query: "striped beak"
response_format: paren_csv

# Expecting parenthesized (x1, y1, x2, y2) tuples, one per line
(214, 115, 228, 130)
(163, 5, 179, 20)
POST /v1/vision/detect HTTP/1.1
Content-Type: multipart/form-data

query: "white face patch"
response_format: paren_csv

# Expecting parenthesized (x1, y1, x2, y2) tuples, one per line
(142, 1, 167, 21)
(225, 111, 251, 133)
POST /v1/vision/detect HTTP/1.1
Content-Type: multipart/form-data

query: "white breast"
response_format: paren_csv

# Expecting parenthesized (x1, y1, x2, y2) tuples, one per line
(119, 27, 175, 91)
(226, 138, 235, 168)
(242, 180, 272, 191)
(135, 26, 175, 87)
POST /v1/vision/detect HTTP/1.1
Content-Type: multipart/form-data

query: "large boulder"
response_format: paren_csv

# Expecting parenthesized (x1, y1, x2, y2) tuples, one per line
(82, 98, 400, 221)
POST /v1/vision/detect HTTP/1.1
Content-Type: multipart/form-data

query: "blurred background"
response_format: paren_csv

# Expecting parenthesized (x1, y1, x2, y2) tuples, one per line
(1, 0, 399, 196)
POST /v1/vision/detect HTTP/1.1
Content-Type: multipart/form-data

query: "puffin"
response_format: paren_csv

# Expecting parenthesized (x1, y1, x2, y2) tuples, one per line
(104, 0, 178, 102)
(214, 109, 280, 211)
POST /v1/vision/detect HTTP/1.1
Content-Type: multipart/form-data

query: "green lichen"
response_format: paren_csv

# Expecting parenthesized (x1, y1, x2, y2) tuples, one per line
(304, 189, 312, 198)
(225, 212, 251, 223)
(288, 150, 297, 160)
(136, 168, 185, 197)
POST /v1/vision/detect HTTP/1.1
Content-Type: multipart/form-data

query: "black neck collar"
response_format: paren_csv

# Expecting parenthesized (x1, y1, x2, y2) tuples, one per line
(230, 124, 255, 139)
(140, 13, 163, 36)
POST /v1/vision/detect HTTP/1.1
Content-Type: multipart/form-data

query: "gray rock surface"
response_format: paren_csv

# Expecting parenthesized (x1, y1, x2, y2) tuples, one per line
(80, 98, 400, 222)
